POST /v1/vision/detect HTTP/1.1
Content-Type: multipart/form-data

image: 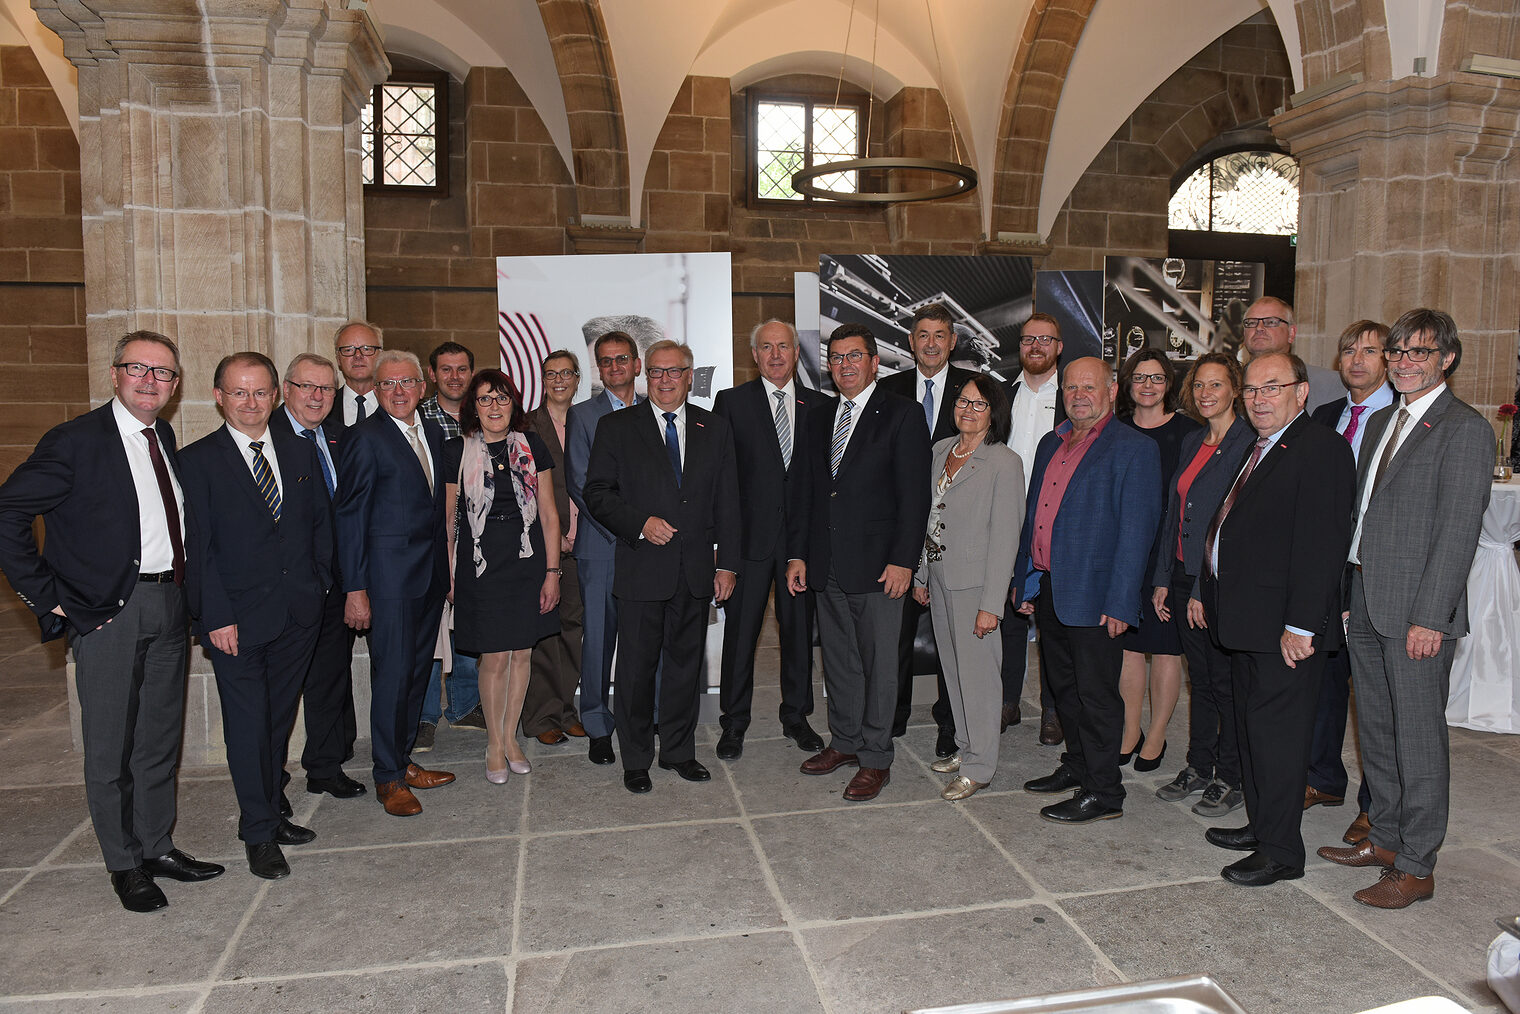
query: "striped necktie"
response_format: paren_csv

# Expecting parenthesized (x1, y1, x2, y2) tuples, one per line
(249, 440, 282, 522)
(773, 389, 792, 469)
(830, 399, 855, 478)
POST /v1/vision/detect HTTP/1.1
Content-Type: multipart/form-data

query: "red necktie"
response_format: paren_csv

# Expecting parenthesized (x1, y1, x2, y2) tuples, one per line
(141, 427, 185, 586)
(1343, 404, 1366, 445)
(1204, 437, 1269, 577)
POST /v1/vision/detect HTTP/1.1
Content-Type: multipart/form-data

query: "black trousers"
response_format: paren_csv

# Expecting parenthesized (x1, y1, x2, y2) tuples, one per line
(1034, 573, 1126, 808)
(999, 604, 1054, 710)
(894, 594, 952, 734)
(719, 546, 815, 735)
(1172, 569, 1240, 787)
(1231, 647, 1324, 868)
(290, 585, 355, 781)
(615, 592, 705, 771)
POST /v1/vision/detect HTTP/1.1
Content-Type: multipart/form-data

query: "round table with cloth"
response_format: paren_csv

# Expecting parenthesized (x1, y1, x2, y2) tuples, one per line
(1447, 480, 1520, 733)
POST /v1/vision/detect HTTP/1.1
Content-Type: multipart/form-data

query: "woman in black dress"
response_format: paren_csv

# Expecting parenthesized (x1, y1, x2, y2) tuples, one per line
(1116, 348, 1200, 772)
(445, 369, 562, 784)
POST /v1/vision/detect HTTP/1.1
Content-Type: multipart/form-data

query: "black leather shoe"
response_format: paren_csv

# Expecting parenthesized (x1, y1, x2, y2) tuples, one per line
(245, 841, 290, 880)
(274, 819, 317, 846)
(589, 735, 616, 765)
(1206, 825, 1261, 852)
(782, 720, 826, 753)
(306, 773, 367, 798)
(715, 730, 744, 760)
(658, 758, 711, 782)
(279, 792, 293, 818)
(1040, 791, 1123, 824)
(935, 727, 958, 758)
(143, 849, 225, 883)
(1024, 766, 1083, 794)
(1221, 851, 1303, 887)
(623, 769, 653, 794)
(111, 867, 168, 912)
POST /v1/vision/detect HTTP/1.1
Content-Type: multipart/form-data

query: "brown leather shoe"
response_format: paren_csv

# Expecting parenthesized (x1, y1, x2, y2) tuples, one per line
(1000, 702, 1020, 733)
(843, 766, 890, 801)
(800, 747, 859, 775)
(376, 780, 422, 817)
(536, 729, 569, 745)
(1317, 837, 1396, 868)
(1354, 867, 1433, 909)
(1343, 811, 1372, 844)
(1038, 708, 1063, 746)
(1304, 785, 1345, 809)
(565, 722, 588, 738)
(405, 763, 456, 790)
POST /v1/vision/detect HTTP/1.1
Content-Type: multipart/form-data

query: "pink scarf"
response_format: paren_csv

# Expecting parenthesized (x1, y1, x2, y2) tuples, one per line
(459, 430, 538, 575)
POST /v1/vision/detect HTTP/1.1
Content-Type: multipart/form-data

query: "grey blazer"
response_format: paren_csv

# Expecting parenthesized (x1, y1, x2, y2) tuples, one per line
(1354, 387, 1493, 638)
(915, 437, 1025, 616)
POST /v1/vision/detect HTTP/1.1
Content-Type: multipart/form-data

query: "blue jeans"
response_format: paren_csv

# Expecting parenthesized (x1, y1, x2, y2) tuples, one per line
(421, 648, 481, 725)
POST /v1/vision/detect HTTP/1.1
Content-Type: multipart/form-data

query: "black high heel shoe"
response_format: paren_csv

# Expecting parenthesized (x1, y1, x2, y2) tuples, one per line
(1134, 739, 1167, 772)
(1118, 732, 1144, 767)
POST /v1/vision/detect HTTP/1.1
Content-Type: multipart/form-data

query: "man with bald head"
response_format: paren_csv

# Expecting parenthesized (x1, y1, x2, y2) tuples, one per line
(1239, 298, 1341, 412)
(1012, 357, 1161, 824)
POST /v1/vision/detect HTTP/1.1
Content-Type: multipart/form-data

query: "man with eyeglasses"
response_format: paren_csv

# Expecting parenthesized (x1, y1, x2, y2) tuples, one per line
(336, 350, 456, 816)
(275, 353, 367, 806)
(1005, 312, 1068, 746)
(0, 330, 226, 912)
(1238, 297, 1340, 413)
(879, 303, 973, 758)
(1316, 309, 1491, 909)
(179, 353, 332, 880)
(332, 320, 384, 430)
(1200, 352, 1354, 887)
(786, 323, 931, 802)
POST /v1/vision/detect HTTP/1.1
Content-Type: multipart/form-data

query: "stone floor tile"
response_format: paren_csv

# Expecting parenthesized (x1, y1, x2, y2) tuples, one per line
(304, 760, 523, 848)
(723, 735, 878, 816)
(0, 786, 86, 867)
(52, 778, 243, 867)
(520, 750, 741, 833)
(513, 931, 823, 1013)
(1444, 739, 1520, 848)
(0, 685, 67, 732)
(222, 839, 517, 979)
(0, 727, 82, 790)
(0, 990, 204, 1012)
(201, 962, 510, 1013)
(517, 822, 782, 951)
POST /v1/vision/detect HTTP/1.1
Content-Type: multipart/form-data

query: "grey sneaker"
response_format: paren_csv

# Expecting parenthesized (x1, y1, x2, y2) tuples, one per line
(1155, 766, 1210, 802)
(451, 705, 487, 731)
(1192, 780, 1245, 817)
(414, 721, 437, 753)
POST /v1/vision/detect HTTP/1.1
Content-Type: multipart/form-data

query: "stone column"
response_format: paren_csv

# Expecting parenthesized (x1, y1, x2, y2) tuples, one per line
(1273, 72, 1520, 415)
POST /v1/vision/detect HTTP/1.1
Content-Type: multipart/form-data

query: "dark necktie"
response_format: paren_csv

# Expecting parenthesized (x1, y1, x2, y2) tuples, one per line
(921, 379, 935, 432)
(354, 393, 367, 423)
(303, 428, 336, 496)
(140, 426, 185, 586)
(1205, 436, 1269, 577)
(249, 440, 282, 522)
(663, 411, 682, 486)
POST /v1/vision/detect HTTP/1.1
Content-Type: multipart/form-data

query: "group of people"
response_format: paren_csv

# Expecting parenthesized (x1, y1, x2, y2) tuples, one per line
(0, 295, 1492, 917)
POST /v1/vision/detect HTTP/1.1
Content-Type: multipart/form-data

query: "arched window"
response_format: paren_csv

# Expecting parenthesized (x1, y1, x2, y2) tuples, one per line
(1168, 150, 1298, 236)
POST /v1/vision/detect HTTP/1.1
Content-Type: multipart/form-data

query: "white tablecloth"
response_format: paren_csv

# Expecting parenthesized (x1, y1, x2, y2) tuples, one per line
(1447, 481, 1520, 733)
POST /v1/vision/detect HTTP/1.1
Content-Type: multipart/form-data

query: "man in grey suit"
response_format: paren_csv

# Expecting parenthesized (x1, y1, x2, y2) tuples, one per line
(1317, 308, 1492, 909)
(566, 330, 643, 767)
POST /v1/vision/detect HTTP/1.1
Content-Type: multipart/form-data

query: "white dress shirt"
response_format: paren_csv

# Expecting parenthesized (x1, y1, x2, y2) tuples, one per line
(225, 424, 284, 493)
(761, 378, 796, 445)
(1349, 383, 1445, 564)
(111, 398, 184, 574)
(650, 400, 687, 467)
(337, 384, 379, 427)
(1009, 372, 1059, 494)
(832, 380, 877, 460)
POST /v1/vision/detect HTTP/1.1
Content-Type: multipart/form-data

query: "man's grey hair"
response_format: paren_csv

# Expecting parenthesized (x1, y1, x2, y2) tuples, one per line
(335, 319, 384, 347)
(374, 349, 423, 378)
(645, 339, 694, 369)
(1250, 296, 1295, 325)
(749, 318, 797, 350)
(285, 352, 336, 380)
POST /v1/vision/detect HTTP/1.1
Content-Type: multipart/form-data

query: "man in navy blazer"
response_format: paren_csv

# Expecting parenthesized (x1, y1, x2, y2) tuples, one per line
(180, 352, 333, 880)
(1013, 357, 1161, 824)
(0, 331, 224, 912)
(337, 349, 455, 816)
(711, 319, 824, 760)
(565, 330, 644, 767)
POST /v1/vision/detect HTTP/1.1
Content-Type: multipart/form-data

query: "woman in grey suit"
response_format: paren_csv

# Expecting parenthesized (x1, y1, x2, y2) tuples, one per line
(913, 377, 1025, 800)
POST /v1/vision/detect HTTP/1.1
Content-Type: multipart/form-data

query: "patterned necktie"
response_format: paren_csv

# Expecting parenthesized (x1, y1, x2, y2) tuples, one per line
(663, 411, 682, 486)
(303, 428, 335, 496)
(406, 424, 433, 495)
(921, 378, 935, 432)
(1342, 404, 1366, 447)
(830, 399, 855, 478)
(1370, 407, 1410, 493)
(249, 440, 282, 522)
(773, 389, 792, 469)
(140, 427, 185, 586)
(1205, 436, 1270, 577)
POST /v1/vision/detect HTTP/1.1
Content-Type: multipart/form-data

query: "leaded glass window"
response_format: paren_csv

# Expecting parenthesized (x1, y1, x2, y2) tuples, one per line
(1169, 151, 1298, 236)
(363, 73, 449, 195)
(751, 94, 864, 204)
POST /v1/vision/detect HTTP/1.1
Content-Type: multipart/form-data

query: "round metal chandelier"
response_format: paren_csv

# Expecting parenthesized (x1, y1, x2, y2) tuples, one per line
(791, 0, 977, 205)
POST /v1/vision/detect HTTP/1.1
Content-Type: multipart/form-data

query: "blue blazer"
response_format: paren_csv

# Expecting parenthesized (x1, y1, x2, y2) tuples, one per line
(335, 411, 447, 600)
(1151, 415, 1255, 595)
(1012, 417, 1162, 627)
(566, 391, 638, 563)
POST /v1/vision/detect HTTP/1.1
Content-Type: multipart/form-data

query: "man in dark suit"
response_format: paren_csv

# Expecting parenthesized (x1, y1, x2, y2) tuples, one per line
(336, 349, 456, 816)
(786, 323, 931, 802)
(1317, 309, 1492, 908)
(566, 330, 644, 767)
(180, 352, 332, 880)
(332, 320, 382, 428)
(1201, 352, 1354, 886)
(0, 331, 224, 912)
(711, 319, 824, 760)
(1304, 320, 1393, 822)
(879, 302, 974, 757)
(275, 352, 366, 803)
(583, 340, 741, 793)
(1012, 357, 1161, 825)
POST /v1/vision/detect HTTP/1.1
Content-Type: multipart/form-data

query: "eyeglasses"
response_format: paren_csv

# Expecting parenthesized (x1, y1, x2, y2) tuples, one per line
(1241, 382, 1300, 399)
(828, 350, 868, 365)
(475, 393, 514, 407)
(116, 362, 178, 382)
(1019, 335, 1057, 348)
(223, 389, 275, 402)
(953, 397, 989, 412)
(1241, 317, 1289, 331)
(647, 366, 691, 380)
(336, 344, 382, 358)
(597, 354, 633, 368)
(1384, 346, 1440, 362)
(543, 368, 580, 381)
(377, 377, 422, 392)
(1130, 373, 1168, 386)
(286, 381, 335, 397)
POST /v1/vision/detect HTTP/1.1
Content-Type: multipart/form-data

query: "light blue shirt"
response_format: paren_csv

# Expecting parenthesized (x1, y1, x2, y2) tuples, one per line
(284, 407, 336, 490)
(1334, 384, 1394, 463)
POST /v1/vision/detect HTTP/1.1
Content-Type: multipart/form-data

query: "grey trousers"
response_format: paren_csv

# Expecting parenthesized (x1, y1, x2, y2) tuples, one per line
(926, 570, 1002, 784)
(1348, 571, 1455, 878)
(816, 571, 901, 769)
(69, 582, 188, 872)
